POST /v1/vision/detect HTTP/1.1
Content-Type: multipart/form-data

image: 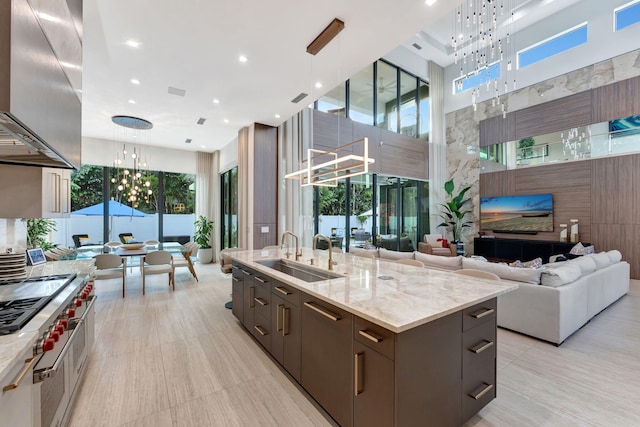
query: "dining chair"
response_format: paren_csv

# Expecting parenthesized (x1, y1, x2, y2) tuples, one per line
(142, 250, 174, 294)
(94, 254, 126, 297)
(394, 258, 424, 267)
(173, 243, 199, 282)
(453, 269, 501, 281)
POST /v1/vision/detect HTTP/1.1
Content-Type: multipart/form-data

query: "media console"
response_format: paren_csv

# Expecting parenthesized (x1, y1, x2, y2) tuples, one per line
(474, 237, 587, 263)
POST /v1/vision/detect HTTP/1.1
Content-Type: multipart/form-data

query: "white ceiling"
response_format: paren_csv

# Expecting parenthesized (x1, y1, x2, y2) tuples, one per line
(81, 0, 586, 154)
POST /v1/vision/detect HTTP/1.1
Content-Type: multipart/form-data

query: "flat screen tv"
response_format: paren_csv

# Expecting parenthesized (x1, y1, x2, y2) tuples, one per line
(480, 193, 553, 232)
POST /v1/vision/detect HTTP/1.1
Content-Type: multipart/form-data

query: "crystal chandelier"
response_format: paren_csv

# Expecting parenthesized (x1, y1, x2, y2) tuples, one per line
(111, 115, 153, 208)
(452, 0, 517, 116)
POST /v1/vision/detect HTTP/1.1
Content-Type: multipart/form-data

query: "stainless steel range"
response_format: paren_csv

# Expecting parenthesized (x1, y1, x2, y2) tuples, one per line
(0, 272, 96, 427)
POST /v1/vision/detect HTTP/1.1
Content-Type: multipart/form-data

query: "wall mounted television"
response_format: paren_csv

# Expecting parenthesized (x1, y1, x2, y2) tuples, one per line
(480, 193, 553, 232)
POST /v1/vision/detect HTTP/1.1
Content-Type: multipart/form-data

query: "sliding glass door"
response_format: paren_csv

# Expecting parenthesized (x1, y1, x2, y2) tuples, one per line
(220, 167, 238, 250)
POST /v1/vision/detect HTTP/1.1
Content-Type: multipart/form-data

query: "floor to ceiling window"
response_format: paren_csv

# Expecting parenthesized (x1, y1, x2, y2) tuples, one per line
(220, 166, 238, 250)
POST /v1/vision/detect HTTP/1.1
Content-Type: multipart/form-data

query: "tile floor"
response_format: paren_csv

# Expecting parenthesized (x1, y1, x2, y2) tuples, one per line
(67, 263, 640, 426)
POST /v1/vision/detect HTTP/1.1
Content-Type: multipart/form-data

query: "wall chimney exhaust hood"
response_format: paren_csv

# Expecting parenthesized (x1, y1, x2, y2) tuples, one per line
(0, 0, 82, 169)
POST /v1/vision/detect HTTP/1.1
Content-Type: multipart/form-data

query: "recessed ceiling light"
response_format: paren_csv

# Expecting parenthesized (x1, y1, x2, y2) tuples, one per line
(315, 82, 323, 89)
(275, 114, 281, 119)
(128, 99, 136, 104)
(223, 118, 229, 123)
(425, 0, 438, 6)
(131, 78, 140, 85)
(239, 55, 248, 63)
(126, 39, 141, 48)
(213, 99, 220, 104)
(201, 145, 206, 149)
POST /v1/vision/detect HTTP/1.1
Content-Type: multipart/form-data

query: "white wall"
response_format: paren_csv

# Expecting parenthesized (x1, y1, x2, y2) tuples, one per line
(444, 0, 640, 113)
(219, 136, 238, 173)
(82, 136, 197, 174)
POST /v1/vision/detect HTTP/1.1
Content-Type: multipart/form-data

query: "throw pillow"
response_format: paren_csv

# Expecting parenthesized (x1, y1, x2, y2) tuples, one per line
(461, 258, 543, 284)
(522, 257, 543, 269)
(584, 245, 595, 255)
(509, 260, 524, 268)
(540, 263, 582, 287)
(607, 250, 622, 263)
(79, 237, 90, 241)
(569, 242, 585, 255)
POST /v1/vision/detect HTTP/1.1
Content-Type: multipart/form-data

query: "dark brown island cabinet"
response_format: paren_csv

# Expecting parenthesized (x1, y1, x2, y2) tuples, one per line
(231, 261, 497, 427)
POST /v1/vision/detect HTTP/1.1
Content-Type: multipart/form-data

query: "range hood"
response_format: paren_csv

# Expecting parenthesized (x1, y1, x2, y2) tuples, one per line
(0, 0, 82, 169)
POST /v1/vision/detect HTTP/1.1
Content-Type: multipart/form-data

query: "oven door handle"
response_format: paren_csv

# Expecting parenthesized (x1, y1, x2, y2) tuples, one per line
(34, 295, 96, 383)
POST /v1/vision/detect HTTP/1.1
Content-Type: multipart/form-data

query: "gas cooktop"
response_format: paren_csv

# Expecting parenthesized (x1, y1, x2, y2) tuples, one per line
(0, 273, 76, 335)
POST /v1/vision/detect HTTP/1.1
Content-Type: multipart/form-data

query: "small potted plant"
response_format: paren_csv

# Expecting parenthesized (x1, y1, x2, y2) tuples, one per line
(437, 179, 473, 255)
(194, 215, 214, 264)
(24, 218, 57, 250)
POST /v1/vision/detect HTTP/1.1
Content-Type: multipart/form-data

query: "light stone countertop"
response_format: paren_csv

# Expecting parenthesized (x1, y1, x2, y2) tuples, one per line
(0, 260, 95, 382)
(228, 248, 519, 333)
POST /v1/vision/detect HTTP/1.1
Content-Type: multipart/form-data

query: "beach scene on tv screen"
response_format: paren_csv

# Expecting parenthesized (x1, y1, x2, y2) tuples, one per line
(480, 194, 553, 232)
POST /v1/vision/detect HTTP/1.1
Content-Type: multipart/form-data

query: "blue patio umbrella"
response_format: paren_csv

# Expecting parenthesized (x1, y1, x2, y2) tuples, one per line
(71, 200, 147, 217)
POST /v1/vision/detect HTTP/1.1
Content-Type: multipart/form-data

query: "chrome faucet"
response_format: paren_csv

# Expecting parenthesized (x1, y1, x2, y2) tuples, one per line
(280, 231, 302, 261)
(313, 234, 338, 271)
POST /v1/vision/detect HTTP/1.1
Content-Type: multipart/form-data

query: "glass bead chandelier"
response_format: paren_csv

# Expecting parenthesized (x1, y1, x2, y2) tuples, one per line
(452, 0, 517, 116)
(111, 115, 153, 208)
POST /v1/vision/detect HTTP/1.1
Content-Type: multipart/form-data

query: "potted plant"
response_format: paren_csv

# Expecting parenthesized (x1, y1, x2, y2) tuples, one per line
(437, 179, 473, 254)
(24, 218, 57, 250)
(194, 215, 214, 264)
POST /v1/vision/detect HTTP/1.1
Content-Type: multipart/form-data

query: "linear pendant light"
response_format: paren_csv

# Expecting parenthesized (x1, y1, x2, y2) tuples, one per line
(306, 18, 345, 55)
(285, 137, 375, 187)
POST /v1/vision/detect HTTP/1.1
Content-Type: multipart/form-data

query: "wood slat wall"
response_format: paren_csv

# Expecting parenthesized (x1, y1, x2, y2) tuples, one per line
(480, 155, 640, 278)
(514, 91, 592, 140)
(479, 115, 515, 147)
(592, 76, 640, 123)
(252, 123, 278, 248)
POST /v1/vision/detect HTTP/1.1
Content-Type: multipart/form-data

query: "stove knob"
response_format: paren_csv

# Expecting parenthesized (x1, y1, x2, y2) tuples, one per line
(48, 330, 60, 342)
(67, 308, 75, 317)
(55, 324, 65, 335)
(36, 338, 56, 354)
(75, 298, 83, 307)
(81, 291, 89, 300)
(58, 319, 68, 329)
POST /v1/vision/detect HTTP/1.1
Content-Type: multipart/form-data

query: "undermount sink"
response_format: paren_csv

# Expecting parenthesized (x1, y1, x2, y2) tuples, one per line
(256, 259, 343, 282)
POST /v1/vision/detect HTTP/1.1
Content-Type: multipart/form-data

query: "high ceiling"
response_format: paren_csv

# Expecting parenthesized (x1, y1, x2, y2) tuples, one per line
(81, 0, 585, 153)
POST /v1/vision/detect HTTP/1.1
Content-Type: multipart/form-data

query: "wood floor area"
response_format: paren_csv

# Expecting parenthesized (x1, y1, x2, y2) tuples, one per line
(68, 265, 640, 426)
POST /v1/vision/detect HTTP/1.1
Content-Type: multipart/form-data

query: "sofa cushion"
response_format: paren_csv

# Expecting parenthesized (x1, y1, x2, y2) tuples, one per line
(377, 248, 414, 260)
(540, 262, 582, 287)
(570, 256, 597, 275)
(415, 252, 462, 270)
(462, 258, 543, 284)
(586, 252, 611, 269)
(607, 250, 622, 263)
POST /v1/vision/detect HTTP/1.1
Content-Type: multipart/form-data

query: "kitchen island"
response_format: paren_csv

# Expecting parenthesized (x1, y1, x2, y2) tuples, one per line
(228, 248, 517, 427)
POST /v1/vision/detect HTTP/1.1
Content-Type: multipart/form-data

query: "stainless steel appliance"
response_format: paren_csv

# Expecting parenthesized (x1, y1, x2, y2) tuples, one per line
(0, 273, 96, 427)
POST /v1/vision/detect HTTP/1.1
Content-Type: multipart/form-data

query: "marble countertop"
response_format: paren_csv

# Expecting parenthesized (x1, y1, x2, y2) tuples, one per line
(228, 248, 518, 333)
(0, 260, 95, 382)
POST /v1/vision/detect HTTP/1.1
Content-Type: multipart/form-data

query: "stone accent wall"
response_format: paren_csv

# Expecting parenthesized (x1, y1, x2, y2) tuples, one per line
(445, 49, 640, 253)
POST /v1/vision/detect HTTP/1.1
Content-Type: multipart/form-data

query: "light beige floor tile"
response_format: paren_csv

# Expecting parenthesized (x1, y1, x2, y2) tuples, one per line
(119, 409, 173, 427)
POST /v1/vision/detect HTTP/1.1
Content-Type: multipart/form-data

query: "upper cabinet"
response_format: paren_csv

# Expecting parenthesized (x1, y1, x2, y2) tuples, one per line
(0, 164, 71, 218)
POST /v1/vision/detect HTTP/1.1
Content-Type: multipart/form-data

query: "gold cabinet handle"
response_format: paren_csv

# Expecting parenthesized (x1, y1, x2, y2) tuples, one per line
(255, 277, 267, 284)
(303, 302, 340, 321)
(354, 352, 364, 396)
(469, 383, 494, 400)
(254, 297, 268, 306)
(283, 307, 289, 336)
(470, 308, 494, 319)
(232, 277, 240, 282)
(469, 340, 494, 354)
(3, 357, 37, 392)
(254, 325, 268, 336)
(276, 304, 284, 332)
(274, 286, 292, 295)
(358, 329, 382, 343)
(249, 286, 255, 308)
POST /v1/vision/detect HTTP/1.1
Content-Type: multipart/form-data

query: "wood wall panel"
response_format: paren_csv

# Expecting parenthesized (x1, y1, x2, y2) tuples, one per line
(514, 91, 592, 139)
(252, 123, 278, 248)
(479, 171, 515, 197)
(312, 111, 353, 152)
(253, 223, 277, 250)
(479, 114, 516, 146)
(591, 224, 640, 278)
(592, 76, 640, 123)
(378, 132, 428, 180)
(352, 122, 382, 174)
(591, 157, 619, 224)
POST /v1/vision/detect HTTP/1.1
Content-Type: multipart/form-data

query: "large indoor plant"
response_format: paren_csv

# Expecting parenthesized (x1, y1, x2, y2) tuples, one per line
(24, 218, 57, 250)
(194, 215, 214, 264)
(437, 179, 473, 250)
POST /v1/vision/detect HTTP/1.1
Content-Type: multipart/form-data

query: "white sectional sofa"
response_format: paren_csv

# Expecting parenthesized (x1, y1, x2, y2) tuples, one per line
(350, 247, 630, 345)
